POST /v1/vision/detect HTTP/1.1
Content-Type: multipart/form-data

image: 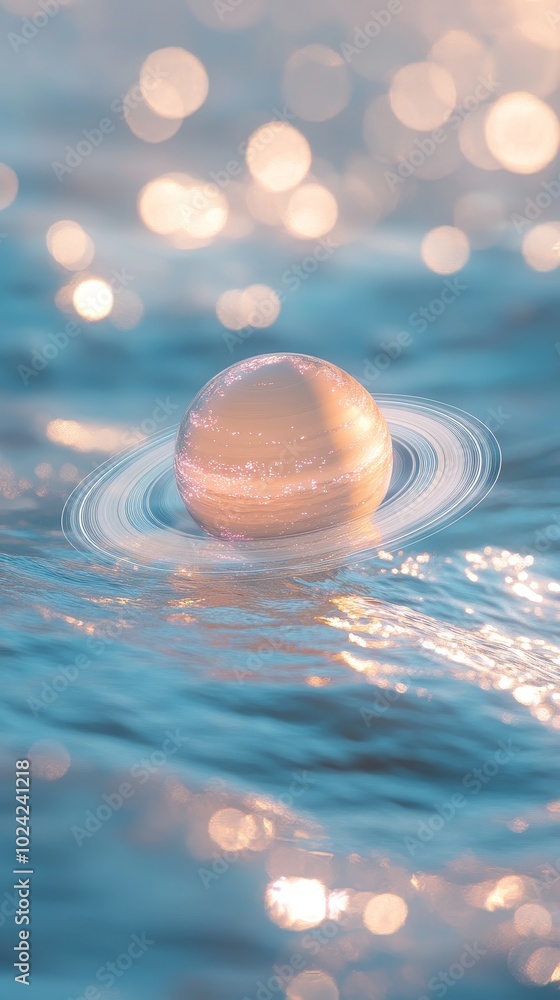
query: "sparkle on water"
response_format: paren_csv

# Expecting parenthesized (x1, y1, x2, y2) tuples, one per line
(5, 1, 560, 996)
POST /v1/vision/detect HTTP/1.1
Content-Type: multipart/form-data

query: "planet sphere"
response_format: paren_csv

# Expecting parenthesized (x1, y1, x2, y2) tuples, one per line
(174, 353, 393, 540)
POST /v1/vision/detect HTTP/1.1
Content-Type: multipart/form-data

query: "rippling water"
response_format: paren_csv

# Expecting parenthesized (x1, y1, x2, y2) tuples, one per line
(2, 2, 560, 997)
(2, 241, 559, 999)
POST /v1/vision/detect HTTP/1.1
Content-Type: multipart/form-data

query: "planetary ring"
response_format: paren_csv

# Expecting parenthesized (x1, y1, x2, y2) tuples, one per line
(62, 395, 501, 576)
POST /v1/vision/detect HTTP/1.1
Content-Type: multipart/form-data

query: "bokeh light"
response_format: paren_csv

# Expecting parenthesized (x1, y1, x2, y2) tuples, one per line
(459, 106, 501, 170)
(287, 970, 339, 1000)
(208, 808, 274, 850)
(430, 30, 493, 101)
(0, 163, 18, 210)
(216, 284, 281, 330)
(246, 122, 311, 192)
(140, 48, 209, 120)
(485, 875, 525, 910)
(284, 183, 338, 239)
(216, 288, 249, 330)
(363, 893, 408, 935)
(46, 419, 124, 451)
(421, 225, 470, 274)
(46, 220, 95, 271)
(242, 284, 281, 328)
(514, 903, 553, 936)
(265, 877, 327, 929)
(389, 62, 457, 131)
(28, 740, 71, 780)
(111, 290, 145, 330)
(73, 278, 114, 321)
(513, 0, 560, 51)
(516, 946, 560, 985)
(209, 808, 256, 850)
(138, 173, 228, 242)
(55, 274, 86, 314)
(138, 175, 191, 235)
(522, 223, 560, 271)
(283, 44, 350, 122)
(485, 92, 560, 174)
(124, 94, 183, 143)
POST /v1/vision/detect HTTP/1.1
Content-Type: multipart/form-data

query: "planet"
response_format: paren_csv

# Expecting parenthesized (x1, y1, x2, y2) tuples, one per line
(173, 354, 393, 540)
(62, 354, 501, 576)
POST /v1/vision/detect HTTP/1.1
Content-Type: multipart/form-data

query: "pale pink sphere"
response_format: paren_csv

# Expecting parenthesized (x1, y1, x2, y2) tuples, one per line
(174, 354, 393, 540)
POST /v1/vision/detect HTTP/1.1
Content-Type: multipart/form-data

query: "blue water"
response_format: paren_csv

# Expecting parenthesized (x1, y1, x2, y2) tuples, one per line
(2, 3, 560, 998)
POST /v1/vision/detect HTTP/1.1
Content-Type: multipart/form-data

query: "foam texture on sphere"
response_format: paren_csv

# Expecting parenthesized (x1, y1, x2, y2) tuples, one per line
(173, 353, 393, 540)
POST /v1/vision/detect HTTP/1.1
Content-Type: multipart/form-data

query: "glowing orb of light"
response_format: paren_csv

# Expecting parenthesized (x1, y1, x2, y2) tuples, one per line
(216, 285, 281, 330)
(283, 183, 339, 239)
(522, 222, 560, 271)
(389, 61, 456, 131)
(174, 353, 393, 540)
(28, 740, 71, 780)
(363, 893, 408, 935)
(0, 163, 19, 210)
(421, 225, 470, 274)
(265, 877, 327, 930)
(124, 94, 183, 143)
(46, 220, 94, 271)
(73, 278, 114, 321)
(287, 970, 339, 1000)
(246, 122, 311, 192)
(140, 47, 208, 120)
(484, 92, 560, 174)
(138, 173, 229, 242)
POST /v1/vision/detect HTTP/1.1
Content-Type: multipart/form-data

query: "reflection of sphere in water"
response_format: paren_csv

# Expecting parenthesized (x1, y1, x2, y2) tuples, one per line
(174, 353, 393, 540)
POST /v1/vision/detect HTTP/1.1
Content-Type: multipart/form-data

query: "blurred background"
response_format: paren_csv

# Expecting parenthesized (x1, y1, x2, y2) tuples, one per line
(1, 0, 560, 997)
